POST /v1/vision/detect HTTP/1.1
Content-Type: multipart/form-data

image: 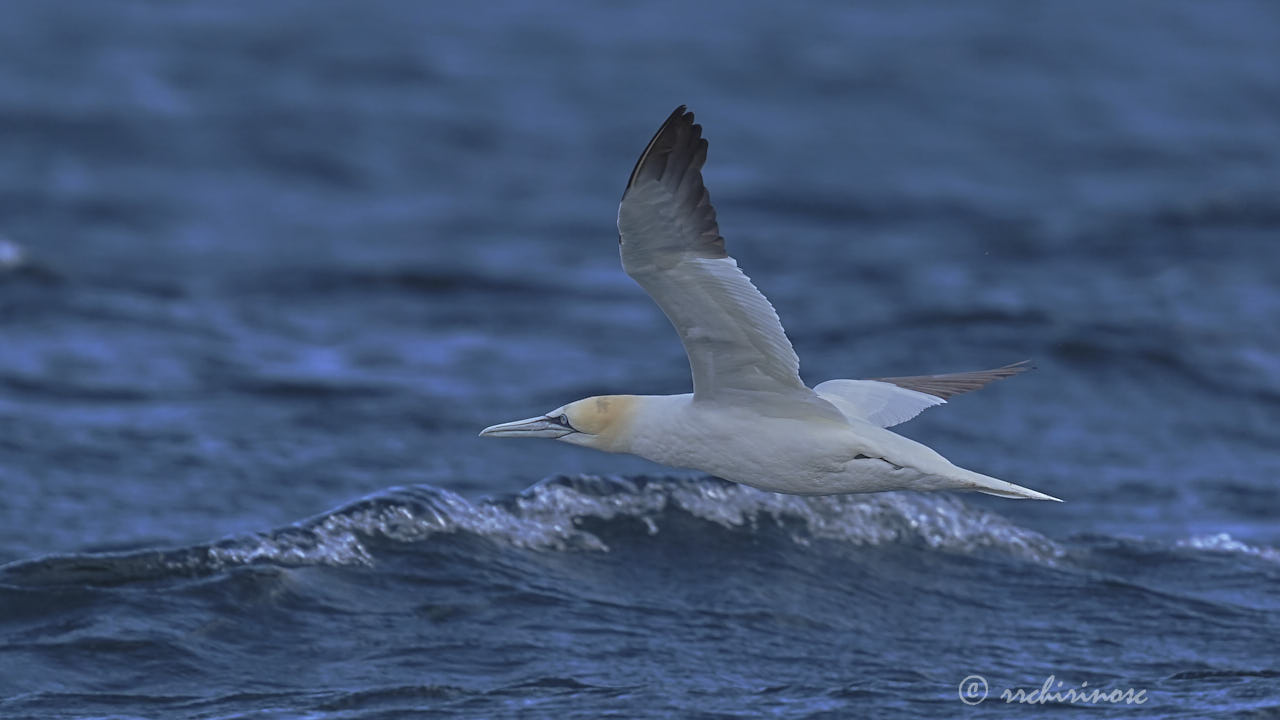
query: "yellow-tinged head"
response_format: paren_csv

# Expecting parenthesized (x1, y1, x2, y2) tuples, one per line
(479, 395, 638, 452)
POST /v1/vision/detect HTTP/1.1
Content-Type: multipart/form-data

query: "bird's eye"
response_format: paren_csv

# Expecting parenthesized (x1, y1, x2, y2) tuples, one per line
(555, 414, 573, 430)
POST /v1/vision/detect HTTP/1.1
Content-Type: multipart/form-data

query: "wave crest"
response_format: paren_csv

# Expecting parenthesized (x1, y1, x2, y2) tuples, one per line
(1175, 533, 1280, 564)
(0, 476, 1066, 586)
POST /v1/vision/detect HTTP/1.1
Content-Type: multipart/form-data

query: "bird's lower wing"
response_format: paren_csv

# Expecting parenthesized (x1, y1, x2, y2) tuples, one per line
(816, 362, 1033, 427)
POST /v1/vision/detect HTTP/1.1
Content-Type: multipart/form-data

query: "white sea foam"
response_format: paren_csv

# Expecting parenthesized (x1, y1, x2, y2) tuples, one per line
(1176, 533, 1280, 564)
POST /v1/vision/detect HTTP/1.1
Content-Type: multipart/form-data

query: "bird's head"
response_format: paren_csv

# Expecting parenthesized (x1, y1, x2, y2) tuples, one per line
(479, 395, 638, 452)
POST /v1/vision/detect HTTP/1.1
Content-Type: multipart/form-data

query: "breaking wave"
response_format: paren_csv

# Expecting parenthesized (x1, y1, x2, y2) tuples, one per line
(0, 475, 1067, 586)
(9, 476, 1278, 591)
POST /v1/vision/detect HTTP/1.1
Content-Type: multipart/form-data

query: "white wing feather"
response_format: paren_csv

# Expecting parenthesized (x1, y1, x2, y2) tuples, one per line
(814, 379, 946, 427)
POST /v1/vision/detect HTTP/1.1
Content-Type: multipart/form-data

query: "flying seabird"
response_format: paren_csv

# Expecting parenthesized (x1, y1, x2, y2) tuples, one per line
(481, 106, 1059, 502)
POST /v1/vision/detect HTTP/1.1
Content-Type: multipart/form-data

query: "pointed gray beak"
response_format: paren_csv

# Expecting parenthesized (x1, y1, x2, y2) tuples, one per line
(479, 416, 574, 439)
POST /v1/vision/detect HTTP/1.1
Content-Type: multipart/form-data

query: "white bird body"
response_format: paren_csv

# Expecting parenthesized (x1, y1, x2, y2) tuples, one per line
(615, 394, 863, 495)
(545, 393, 1054, 499)
(481, 106, 1060, 503)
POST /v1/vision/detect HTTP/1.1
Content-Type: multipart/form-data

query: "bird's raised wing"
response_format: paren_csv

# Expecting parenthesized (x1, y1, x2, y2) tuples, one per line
(617, 106, 810, 402)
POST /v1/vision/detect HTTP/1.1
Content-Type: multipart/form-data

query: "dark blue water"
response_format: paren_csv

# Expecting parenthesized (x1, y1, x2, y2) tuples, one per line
(2, 1, 1279, 717)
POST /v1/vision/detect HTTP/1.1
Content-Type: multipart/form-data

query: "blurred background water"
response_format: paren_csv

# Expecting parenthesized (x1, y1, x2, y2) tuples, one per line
(1, 1, 1278, 718)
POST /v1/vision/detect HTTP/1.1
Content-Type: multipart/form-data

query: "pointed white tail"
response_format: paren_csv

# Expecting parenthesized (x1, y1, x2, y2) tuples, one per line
(954, 468, 1062, 502)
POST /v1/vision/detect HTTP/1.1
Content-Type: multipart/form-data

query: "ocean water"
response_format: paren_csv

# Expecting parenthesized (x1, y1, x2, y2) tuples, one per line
(1, 1, 1279, 718)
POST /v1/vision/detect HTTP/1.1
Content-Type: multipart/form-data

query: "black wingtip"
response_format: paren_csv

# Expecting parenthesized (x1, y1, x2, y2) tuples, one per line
(870, 360, 1036, 399)
(624, 105, 696, 194)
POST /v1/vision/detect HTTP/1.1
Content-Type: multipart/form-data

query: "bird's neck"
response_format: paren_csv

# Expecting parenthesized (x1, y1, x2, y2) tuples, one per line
(607, 393, 693, 455)
(563, 393, 692, 455)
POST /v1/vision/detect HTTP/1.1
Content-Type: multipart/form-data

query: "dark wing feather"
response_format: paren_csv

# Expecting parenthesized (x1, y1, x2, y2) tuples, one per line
(620, 106, 726, 262)
(871, 361, 1033, 399)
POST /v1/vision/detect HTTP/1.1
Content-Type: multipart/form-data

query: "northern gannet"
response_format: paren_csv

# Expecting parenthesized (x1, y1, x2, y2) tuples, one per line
(481, 106, 1060, 502)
